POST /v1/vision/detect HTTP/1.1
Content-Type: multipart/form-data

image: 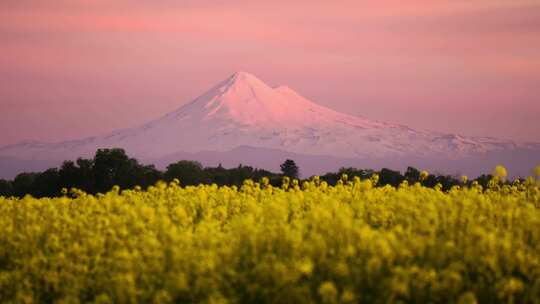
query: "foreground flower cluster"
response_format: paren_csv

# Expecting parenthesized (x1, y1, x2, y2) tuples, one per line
(1, 175, 540, 303)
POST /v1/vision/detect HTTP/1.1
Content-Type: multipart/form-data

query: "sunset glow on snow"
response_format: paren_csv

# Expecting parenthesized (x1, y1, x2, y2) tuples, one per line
(1, 1, 539, 145)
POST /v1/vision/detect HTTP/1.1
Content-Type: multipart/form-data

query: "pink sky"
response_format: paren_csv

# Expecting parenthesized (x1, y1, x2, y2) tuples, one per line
(1, 0, 539, 146)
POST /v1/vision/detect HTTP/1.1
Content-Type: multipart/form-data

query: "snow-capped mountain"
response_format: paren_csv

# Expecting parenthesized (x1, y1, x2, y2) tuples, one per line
(1, 71, 539, 177)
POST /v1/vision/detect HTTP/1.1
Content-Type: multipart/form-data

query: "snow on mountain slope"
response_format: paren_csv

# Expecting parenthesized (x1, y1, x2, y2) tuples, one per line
(0, 72, 535, 162)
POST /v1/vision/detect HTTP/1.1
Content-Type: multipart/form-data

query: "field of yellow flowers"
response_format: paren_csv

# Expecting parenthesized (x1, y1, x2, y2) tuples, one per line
(1, 171, 540, 303)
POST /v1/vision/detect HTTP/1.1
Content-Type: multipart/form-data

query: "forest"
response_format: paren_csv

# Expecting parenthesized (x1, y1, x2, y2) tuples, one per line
(0, 148, 496, 198)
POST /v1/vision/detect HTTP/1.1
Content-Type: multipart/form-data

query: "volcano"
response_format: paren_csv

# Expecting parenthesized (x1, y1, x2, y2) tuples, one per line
(1, 72, 539, 178)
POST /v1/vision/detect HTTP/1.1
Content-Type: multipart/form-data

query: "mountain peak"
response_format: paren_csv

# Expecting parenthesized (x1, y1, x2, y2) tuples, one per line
(171, 71, 336, 128)
(230, 71, 257, 79)
(225, 71, 269, 90)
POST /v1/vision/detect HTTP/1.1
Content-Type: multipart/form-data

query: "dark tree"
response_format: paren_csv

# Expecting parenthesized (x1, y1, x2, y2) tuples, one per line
(227, 165, 256, 186)
(319, 167, 373, 185)
(404, 167, 420, 183)
(437, 175, 461, 191)
(0, 179, 12, 197)
(423, 174, 439, 188)
(59, 160, 86, 192)
(252, 168, 276, 181)
(31, 168, 60, 197)
(75, 158, 96, 192)
(378, 168, 405, 187)
(203, 164, 228, 186)
(135, 165, 162, 189)
(12, 172, 39, 197)
(474, 174, 493, 189)
(280, 159, 299, 179)
(92, 148, 152, 193)
(0, 147, 479, 198)
(165, 160, 205, 185)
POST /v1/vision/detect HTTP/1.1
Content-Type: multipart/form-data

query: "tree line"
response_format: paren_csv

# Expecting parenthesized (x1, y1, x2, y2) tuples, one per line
(0, 148, 496, 198)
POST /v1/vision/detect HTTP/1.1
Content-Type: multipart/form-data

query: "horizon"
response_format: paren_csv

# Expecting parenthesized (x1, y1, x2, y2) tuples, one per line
(1, 1, 540, 146)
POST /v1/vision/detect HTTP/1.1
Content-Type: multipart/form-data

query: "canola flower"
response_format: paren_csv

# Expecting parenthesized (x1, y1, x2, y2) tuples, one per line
(493, 165, 508, 181)
(1, 172, 540, 303)
(419, 170, 429, 182)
